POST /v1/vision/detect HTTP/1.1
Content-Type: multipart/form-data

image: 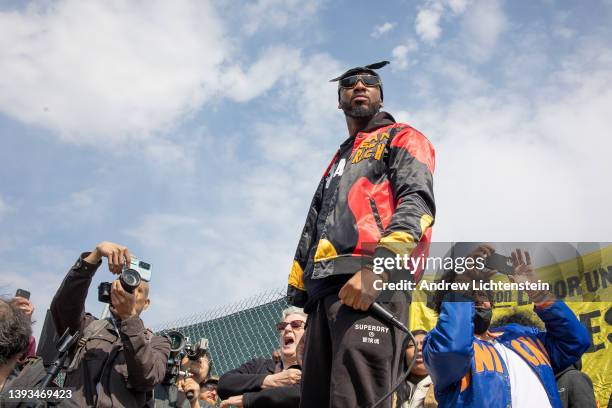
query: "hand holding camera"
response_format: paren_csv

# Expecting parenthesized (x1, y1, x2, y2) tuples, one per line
(178, 377, 200, 401)
(85, 241, 152, 320)
(84, 241, 132, 274)
(109, 280, 138, 320)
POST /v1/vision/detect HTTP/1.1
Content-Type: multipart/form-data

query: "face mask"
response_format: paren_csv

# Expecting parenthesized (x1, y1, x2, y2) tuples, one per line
(474, 307, 493, 334)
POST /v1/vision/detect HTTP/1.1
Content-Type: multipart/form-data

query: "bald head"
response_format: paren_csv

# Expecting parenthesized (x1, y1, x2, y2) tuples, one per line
(140, 281, 150, 299)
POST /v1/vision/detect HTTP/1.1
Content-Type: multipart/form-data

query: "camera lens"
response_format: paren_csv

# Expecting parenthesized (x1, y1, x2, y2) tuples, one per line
(166, 331, 185, 353)
(98, 282, 112, 304)
(120, 269, 141, 293)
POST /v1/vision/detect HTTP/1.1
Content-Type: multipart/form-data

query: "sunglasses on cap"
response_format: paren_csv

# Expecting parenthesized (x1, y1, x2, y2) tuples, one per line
(338, 74, 382, 89)
(276, 320, 305, 332)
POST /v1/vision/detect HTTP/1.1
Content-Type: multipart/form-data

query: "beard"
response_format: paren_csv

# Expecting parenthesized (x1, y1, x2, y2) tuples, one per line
(340, 99, 381, 118)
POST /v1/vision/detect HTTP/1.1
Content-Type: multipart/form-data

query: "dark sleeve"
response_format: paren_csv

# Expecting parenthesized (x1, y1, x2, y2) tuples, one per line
(423, 296, 474, 392)
(243, 384, 300, 408)
(374, 127, 435, 260)
(287, 167, 327, 307)
(565, 370, 597, 408)
(119, 317, 171, 392)
(217, 359, 272, 400)
(534, 301, 591, 373)
(50, 253, 102, 336)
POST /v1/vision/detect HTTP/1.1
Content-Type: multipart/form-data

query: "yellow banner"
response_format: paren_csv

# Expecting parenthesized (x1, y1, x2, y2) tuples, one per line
(409, 246, 612, 406)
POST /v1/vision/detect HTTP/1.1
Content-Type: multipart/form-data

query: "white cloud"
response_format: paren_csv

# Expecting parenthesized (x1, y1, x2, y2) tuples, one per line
(415, 0, 470, 43)
(460, 0, 507, 62)
(392, 40, 419, 70)
(447, 0, 469, 13)
(392, 44, 612, 242)
(0, 1, 226, 144)
(371, 22, 397, 38)
(238, 0, 323, 36)
(429, 57, 490, 95)
(415, 6, 443, 43)
(222, 46, 302, 102)
(0, 1, 303, 153)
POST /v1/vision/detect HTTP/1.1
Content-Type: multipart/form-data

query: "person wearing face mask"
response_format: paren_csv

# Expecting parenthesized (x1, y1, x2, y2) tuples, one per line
(423, 247, 591, 408)
(217, 307, 306, 408)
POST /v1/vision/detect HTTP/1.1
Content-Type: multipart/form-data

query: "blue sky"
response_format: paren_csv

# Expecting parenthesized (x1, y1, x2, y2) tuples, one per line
(1, 0, 611, 338)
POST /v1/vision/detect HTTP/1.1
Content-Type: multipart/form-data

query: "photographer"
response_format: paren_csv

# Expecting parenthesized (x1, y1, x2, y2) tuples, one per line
(50, 241, 170, 407)
(218, 307, 305, 408)
(199, 376, 219, 407)
(155, 351, 212, 408)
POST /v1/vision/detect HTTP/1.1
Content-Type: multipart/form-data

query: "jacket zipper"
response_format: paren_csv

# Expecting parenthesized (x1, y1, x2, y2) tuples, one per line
(369, 197, 385, 234)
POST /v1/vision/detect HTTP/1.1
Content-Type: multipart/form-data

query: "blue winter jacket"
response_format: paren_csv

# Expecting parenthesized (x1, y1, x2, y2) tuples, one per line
(423, 298, 591, 408)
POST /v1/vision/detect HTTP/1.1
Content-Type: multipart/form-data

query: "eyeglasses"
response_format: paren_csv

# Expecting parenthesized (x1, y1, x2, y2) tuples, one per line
(338, 74, 381, 89)
(276, 320, 305, 332)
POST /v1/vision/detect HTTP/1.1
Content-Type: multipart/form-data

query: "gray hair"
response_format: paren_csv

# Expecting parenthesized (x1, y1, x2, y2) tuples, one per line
(0, 298, 32, 365)
(281, 306, 307, 320)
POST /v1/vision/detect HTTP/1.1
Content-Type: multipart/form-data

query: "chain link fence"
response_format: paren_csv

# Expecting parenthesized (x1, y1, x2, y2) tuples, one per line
(154, 287, 289, 375)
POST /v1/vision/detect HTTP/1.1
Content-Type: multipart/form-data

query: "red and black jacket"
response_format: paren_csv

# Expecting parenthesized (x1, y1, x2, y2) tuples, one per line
(287, 112, 436, 308)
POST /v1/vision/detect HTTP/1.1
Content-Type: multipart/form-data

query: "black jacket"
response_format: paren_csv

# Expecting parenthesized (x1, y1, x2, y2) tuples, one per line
(555, 363, 597, 408)
(217, 358, 299, 408)
(50, 253, 170, 407)
(287, 112, 436, 309)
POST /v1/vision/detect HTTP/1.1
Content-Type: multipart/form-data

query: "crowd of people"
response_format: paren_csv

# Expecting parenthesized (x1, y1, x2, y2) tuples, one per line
(0, 61, 608, 408)
(0, 242, 603, 408)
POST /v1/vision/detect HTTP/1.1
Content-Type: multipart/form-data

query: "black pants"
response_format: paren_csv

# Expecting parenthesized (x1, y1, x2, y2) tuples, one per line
(299, 293, 408, 408)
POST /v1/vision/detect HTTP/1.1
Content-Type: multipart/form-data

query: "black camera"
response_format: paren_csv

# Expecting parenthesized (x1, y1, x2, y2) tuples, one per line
(162, 330, 187, 384)
(161, 331, 209, 384)
(185, 338, 209, 361)
(98, 269, 142, 303)
(167, 330, 186, 353)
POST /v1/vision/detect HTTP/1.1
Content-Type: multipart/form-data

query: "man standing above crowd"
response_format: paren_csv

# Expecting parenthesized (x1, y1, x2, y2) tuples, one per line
(287, 61, 435, 407)
(51, 241, 170, 407)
